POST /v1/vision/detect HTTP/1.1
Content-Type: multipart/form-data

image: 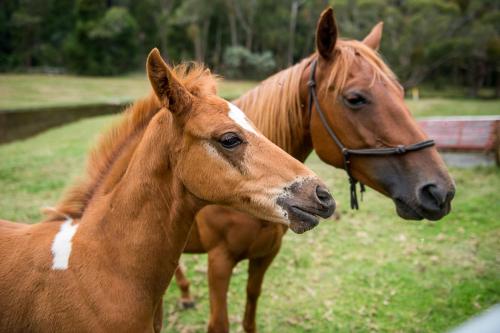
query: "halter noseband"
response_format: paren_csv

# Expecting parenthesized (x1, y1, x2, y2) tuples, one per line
(307, 59, 435, 210)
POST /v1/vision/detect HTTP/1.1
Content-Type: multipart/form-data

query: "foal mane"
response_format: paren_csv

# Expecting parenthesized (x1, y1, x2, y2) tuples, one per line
(235, 39, 397, 154)
(45, 63, 217, 221)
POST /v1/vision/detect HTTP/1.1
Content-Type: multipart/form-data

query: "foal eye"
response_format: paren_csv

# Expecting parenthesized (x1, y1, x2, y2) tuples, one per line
(219, 132, 243, 150)
(343, 93, 367, 109)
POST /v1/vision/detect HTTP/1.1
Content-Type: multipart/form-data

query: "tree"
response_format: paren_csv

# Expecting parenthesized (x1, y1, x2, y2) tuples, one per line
(64, 1, 139, 75)
(0, 0, 498, 92)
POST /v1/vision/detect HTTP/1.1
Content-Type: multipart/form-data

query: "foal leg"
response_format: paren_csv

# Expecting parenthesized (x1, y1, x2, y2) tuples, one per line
(153, 301, 163, 333)
(175, 265, 195, 309)
(207, 249, 236, 333)
(242, 253, 278, 333)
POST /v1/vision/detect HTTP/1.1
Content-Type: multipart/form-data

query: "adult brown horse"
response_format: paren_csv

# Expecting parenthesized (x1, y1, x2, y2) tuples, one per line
(0, 49, 335, 332)
(171, 8, 455, 333)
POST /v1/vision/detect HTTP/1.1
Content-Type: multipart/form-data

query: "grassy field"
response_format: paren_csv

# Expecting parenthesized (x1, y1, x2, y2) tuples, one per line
(406, 99, 500, 118)
(0, 113, 498, 332)
(1, 74, 499, 118)
(0, 74, 256, 110)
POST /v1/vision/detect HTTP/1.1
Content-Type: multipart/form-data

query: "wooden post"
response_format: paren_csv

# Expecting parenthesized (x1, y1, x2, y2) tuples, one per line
(411, 87, 420, 101)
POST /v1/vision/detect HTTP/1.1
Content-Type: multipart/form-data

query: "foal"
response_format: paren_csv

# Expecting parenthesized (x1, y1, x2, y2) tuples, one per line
(172, 8, 455, 333)
(0, 49, 334, 332)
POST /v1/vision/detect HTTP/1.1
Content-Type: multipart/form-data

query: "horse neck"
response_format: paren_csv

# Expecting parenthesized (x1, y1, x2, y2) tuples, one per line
(296, 59, 315, 162)
(78, 110, 201, 300)
(235, 59, 314, 162)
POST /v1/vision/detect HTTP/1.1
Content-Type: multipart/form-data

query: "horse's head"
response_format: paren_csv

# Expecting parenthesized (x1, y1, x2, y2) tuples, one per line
(147, 49, 335, 233)
(308, 9, 454, 220)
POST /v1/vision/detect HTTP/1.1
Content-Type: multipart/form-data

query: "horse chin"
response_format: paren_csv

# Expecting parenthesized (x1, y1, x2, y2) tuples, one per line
(288, 206, 320, 234)
(393, 198, 450, 221)
(289, 218, 319, 234)
(240, 205, 320, 232)
(394, 198, 424, 220)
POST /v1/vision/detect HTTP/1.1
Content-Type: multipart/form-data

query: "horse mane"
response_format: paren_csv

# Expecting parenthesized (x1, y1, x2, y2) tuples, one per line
(234, 58, 309, 155)
(44, 63, 217, 221)
(234, 39, 397, 154)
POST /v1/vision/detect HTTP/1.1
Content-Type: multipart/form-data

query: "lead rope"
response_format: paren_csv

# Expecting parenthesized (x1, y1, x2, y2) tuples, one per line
(344, 153, 365, 210)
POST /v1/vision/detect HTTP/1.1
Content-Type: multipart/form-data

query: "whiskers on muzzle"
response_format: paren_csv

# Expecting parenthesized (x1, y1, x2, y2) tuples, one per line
(276, 177, 335, 234)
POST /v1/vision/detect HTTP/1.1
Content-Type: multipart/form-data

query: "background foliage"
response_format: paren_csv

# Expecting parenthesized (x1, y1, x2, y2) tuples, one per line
(1, 0, 499, 95)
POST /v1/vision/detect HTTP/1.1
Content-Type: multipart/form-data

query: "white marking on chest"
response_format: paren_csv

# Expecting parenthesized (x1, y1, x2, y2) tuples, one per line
(51, 216, 79, 270)
(227, 102, 258, 135)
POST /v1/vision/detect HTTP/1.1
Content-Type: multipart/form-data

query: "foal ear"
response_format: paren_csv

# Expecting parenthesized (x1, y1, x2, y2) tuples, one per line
(362, 22, 384, 51)
(147, 48, 192, 114)
(316, 7, 338, 60)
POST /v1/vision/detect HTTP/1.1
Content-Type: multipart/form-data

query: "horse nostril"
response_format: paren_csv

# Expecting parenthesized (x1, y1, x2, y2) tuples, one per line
(420, 183, 446, 210)
(315, 185, 334, 208)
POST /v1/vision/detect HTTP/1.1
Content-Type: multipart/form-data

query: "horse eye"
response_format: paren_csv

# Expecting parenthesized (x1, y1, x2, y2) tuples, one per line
(219, 132, 243, 150)
(343, 93, 367, 109)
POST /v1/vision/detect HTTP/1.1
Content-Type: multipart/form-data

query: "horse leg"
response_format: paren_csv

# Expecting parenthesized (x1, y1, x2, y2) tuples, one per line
(153, 301, 163, 333)
(242, 253, 278, 333)
(175, 265, 195, 309)
(207, 249, 236, 333)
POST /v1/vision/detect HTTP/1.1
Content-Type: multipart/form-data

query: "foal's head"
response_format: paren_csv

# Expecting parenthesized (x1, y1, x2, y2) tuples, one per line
(309, 9, 455, 220)
(147, 49, 334, 233)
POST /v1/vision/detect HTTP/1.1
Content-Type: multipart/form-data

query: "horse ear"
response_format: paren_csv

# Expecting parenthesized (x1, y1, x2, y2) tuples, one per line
(316, 7, 338, 60)
(362, 22, 384, 51)
(147, 48, 192, 114)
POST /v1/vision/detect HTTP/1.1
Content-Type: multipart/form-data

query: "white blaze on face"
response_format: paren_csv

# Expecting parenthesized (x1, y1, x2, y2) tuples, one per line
(227, 102, 258, 135)
(51, 216, 79, 270)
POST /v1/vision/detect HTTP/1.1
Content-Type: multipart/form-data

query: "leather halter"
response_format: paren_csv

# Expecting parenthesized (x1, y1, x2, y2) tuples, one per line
(307, 59, 435, 209)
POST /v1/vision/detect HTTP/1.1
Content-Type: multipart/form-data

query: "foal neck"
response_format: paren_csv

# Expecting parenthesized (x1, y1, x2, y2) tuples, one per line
(78, 110, 201, 300)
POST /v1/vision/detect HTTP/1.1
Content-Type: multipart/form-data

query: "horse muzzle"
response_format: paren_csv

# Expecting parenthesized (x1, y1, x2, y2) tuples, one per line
(277, 177, 336, 234)
(394, 181, 455, 221)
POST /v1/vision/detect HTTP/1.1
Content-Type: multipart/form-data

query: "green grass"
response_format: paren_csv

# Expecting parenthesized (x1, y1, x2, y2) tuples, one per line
(0, 74, 256, 110)
(0, 114, 498, 333)
(414, 85, 496, 100)
(407, 98, 500, 118)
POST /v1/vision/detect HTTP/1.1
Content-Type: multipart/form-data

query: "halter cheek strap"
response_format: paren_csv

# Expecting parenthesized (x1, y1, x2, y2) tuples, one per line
(307, 59, 435, 209)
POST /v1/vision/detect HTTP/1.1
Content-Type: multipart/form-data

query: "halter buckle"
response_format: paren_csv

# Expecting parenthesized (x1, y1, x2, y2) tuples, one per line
(396, 145, 406, 154)
(307, 80, 316, 87)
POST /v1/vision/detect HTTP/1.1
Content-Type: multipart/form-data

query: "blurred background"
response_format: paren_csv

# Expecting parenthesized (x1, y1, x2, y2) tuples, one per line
(0, 1, 499, 332)
(1, 0, 499, 94)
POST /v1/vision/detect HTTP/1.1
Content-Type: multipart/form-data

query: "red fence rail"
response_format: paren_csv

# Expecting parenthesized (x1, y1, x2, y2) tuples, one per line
(418, 116, 500, 152)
